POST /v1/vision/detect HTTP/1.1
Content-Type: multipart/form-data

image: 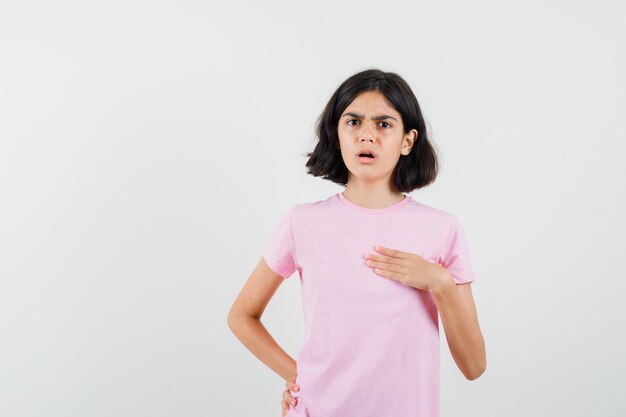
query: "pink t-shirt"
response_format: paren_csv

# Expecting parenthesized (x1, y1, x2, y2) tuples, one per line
(262, 192, 476, 417)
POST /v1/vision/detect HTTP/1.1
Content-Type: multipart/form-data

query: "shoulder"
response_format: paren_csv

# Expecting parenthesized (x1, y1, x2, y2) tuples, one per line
(407, 198, 459, 226)
(289, 194, 336, 217)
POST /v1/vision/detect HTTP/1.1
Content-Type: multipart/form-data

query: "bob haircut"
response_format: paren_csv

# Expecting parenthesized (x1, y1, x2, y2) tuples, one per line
(304, 68, 439, 193)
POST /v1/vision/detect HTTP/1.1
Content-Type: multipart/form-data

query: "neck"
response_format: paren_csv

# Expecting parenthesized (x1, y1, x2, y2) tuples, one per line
(342, 184, 405, 209)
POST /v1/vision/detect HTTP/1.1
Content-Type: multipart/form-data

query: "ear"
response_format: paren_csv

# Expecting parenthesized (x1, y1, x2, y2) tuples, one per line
(401, 129, 418, 155)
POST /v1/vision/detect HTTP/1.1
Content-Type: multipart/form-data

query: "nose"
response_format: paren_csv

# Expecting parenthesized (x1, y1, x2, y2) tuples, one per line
(358, 121, 376, 142)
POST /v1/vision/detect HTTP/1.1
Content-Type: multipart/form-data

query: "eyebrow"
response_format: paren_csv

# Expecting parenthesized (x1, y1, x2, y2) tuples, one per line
(342, 112, 398, 122)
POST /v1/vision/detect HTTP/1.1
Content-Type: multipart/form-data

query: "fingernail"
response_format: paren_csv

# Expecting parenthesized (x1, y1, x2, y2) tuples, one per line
(291, 400, 296, 405)
(295, 385, 299, 391)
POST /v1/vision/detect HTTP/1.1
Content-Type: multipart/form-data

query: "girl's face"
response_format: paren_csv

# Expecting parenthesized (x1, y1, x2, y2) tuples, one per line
(337, 90, 417, 187)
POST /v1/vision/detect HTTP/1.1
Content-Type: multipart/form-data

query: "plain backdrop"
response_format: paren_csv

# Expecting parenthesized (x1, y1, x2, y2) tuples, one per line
(1, 1, 625, 416)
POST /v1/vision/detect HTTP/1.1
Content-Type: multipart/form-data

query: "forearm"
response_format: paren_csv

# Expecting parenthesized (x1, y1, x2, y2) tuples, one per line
(431, 274, 486, 380)
(227, 315, 297, 381)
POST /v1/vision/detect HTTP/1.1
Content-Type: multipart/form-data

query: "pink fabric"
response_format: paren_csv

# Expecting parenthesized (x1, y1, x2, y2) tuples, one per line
(262, 192, 476, 417)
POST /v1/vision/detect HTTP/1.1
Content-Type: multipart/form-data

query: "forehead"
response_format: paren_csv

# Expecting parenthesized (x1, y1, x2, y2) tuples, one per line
(342, 90, 399, 116)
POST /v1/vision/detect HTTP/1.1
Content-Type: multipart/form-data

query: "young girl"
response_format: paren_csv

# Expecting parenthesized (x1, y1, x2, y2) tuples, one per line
(227, 68, 486, 417)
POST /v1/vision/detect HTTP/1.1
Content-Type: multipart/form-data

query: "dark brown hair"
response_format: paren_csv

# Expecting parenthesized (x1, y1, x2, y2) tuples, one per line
(303, 68, 439, 193)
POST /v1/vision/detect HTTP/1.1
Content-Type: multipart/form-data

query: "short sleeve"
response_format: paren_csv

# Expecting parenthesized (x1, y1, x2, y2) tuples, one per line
(261, 207, 297, 279)
(441, 216, 476, 284)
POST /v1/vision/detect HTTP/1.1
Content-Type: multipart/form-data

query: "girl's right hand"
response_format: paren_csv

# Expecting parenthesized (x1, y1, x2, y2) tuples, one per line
(281, 378, 300, 416)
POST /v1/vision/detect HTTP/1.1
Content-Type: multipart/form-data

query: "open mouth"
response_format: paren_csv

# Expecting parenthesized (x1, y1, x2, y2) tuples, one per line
(357, 152, 376, 163)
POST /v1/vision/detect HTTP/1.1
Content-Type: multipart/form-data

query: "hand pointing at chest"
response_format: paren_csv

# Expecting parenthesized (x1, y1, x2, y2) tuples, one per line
(363, 246, 453, 293)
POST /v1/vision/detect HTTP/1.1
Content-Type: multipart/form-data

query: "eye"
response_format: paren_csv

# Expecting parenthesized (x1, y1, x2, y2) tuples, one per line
(345, 119, 392, 128)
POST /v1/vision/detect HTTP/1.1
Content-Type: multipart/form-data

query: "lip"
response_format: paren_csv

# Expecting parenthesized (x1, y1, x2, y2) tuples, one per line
(357, 149, 377, 158)
(357, 155, 376, 164)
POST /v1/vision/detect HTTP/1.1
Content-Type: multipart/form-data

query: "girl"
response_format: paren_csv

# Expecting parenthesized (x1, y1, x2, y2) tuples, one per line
(227, 68, 486, 417)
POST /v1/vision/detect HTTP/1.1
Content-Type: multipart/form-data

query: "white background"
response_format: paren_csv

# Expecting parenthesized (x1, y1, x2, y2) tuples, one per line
(1, 1, 624, 416)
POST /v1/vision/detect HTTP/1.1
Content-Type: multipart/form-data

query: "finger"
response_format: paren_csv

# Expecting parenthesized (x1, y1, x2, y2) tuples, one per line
(285, 380, 300, 392)
(281, 399, 291, 416)
(374, 246, 407, 259)
(283, 389, 299, 407)
(366, 259, 405, 274)
(283, 389, 293, 401)
(281, 394, 298, 408)
(373, 266, 407, 284)
(365, 257, 396, 268)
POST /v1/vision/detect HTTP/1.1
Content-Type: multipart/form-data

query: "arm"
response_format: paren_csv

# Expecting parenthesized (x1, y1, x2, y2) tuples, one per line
(226, 256, 298, 382)
(363, 245, 486, 380)
(430, 275, 486, 380)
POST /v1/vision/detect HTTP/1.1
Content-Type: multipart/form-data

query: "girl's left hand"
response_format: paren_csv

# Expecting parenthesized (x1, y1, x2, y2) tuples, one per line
(363, 246, 452, 293)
